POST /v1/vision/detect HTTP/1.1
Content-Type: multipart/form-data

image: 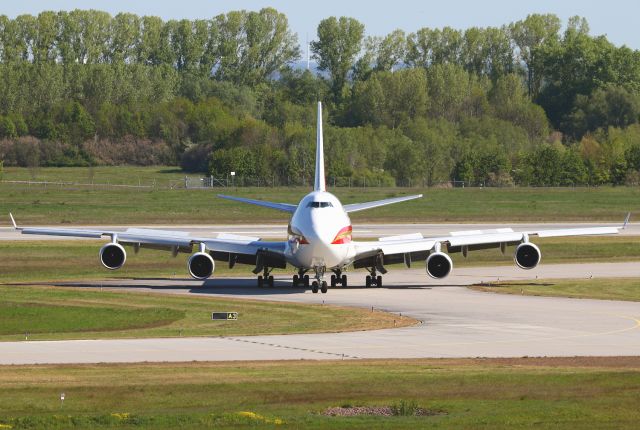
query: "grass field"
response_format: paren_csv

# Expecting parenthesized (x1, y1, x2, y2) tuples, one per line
(0, 236, 638, 283)
(0, 285, 412, 341)
(0, 357, 639, 429)
(1, 167, 640, 224)
(473, 278, 640, 302)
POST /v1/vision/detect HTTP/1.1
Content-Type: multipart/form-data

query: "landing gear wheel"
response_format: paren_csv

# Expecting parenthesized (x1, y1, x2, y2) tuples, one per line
(341, 274, 347, 287)
(312, 281, 319, 293)
(292, 274, 299, 288)
(268, 275, 275, 288)
(320, 281, 328, 294)
(376, 275, 383, 288)
(365, 275, 371, 288)
(330, 275, 337, 288)
(304, 275, 310, 288)
(257, 275, 264, 288)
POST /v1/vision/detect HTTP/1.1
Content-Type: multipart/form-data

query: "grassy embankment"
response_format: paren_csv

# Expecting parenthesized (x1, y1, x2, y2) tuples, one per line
(474, 278, 640, 302)
(1, 166, 639, 224)
(0, 285, 412, 342)
(0, 236, 638, 283)
(0, 358, 639, 429)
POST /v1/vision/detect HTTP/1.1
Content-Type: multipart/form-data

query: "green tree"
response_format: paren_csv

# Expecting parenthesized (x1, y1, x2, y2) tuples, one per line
(375, 29, 406, 72)
(311, 16, 365, 100)
(509, 14, 561, 98)
(109, 12, 140, 64)
(352, 68, 428, 128)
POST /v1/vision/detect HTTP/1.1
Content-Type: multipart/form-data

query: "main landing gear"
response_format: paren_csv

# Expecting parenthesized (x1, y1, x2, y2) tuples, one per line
(292, 269, 310, 288)
(365, 267, 383, 288)
(257, 266, 275, 288)
(330, 269, 348, 288)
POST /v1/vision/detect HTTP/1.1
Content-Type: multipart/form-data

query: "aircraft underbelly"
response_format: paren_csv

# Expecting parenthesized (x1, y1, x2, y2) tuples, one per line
(287, 243, 354, 269)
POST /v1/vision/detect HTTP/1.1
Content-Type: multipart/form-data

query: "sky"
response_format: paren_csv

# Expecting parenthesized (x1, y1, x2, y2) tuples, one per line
(4, 0, 639, 52)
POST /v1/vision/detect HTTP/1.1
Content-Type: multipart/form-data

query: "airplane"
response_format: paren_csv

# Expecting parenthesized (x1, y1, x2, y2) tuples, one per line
(9, 102, 630, 294)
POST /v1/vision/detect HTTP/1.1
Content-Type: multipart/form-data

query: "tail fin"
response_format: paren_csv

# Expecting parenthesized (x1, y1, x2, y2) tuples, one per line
(314, 101, 326, 192)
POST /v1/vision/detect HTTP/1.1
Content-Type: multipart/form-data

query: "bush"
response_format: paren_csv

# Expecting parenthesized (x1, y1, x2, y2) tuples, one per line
(391, 399, 420, 416)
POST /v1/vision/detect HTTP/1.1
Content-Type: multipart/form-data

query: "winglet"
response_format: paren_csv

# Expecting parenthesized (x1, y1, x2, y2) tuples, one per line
(623, 212, 631, 229)
(9, 212, 17, 229)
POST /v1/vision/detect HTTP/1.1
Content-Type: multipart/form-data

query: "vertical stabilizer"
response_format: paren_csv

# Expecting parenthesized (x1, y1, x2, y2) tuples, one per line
(314, 101, 326, 191)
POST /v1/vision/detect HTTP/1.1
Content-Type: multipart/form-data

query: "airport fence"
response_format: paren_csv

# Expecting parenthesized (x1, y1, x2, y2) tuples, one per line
(1, 176, 599, 190)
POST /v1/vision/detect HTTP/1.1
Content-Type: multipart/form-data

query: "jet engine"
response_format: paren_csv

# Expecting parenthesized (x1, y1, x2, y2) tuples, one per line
(188, 252, 215, 279)
(514, 242, 541, 270)
(99, 243, 126, 270)
(426, 252, 453, 279)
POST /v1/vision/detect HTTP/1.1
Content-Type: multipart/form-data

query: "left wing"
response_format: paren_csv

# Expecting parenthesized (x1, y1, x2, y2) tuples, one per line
(351, 217, 629, 273)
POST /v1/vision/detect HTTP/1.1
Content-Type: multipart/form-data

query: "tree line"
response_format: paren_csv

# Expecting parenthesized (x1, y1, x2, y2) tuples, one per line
(0, 9, 640, 186)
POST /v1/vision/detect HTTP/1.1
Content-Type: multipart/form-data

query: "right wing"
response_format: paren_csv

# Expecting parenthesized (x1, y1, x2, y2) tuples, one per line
(10, 214, 287, 267)
(217, 195, 297, 213)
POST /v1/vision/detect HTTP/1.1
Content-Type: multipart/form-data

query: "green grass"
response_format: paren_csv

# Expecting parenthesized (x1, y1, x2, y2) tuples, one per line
(0, 302, 182, 336)
(1, 167, 639, 224)
(474, 278, 640, 302)
(1, 236, 638, 283)
(0, 285, 412, 341)
(0, 358, 639, 429)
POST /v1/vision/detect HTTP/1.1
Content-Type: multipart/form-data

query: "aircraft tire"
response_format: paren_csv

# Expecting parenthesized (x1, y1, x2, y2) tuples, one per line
(312, 281, 319, 293)
(321, 281, 328, 294)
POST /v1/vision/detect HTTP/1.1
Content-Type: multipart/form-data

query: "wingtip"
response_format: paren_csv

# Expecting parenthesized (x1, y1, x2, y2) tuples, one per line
(9, 212, 17, 229)
(623, 212, 632, 229)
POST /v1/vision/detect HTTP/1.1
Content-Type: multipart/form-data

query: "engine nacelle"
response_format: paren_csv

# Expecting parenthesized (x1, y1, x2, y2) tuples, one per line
(426, 252, 453, 279)
(514, 242, 541, 270)
(99, 243, 126, 270)
(188, 252, 215, 279)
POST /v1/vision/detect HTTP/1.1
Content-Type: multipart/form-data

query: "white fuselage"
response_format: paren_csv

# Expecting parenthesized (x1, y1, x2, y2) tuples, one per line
(284, 191, 357, 270)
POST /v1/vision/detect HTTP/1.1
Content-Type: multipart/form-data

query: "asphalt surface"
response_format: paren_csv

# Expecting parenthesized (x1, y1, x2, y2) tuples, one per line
(2, 262, 640, 365)
(0, 221, 637, 240)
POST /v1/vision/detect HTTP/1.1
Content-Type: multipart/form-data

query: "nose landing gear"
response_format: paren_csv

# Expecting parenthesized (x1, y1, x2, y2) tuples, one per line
(311, 265, 328, 294)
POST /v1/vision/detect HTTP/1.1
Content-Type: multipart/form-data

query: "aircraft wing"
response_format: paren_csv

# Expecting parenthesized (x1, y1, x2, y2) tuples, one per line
(343, 194, 423, 213)
(352, 218, 628, 264)
(217, 195, 297, 213)
(9, 214, 287, 257)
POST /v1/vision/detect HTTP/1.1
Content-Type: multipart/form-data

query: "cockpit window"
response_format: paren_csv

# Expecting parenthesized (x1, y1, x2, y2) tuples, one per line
(307, 201, 333, 208)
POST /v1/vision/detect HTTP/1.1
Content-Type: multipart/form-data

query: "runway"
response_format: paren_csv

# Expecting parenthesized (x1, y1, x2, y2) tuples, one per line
(2, 262, 640, 365)
(0, 221, 637, 240)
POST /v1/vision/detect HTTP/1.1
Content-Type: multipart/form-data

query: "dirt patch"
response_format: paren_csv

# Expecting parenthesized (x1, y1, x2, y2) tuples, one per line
(322, 406, 445, 417)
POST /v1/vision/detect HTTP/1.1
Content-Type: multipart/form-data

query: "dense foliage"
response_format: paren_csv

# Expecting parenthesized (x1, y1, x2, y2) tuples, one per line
(0, 9, 640, 186)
